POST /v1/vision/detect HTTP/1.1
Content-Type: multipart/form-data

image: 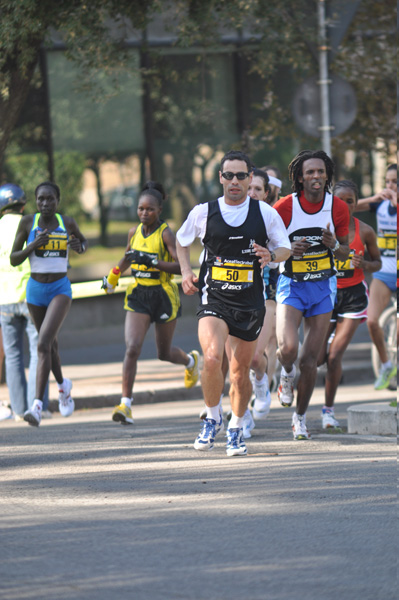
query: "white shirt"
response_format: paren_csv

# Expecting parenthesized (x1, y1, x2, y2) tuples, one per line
(176, 196, 291, 267)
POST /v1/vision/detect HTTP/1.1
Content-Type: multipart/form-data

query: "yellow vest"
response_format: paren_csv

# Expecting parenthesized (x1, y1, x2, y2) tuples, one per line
(0, 214, 30, 304)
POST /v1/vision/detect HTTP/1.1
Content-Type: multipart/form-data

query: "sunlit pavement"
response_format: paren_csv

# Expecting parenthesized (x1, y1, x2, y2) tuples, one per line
(0, 382, 396, 600)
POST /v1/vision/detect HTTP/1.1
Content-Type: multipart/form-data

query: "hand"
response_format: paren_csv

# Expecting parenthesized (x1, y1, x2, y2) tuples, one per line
(34, 229, 49, 248)
(322, 223, 335, 249)
(291, 237, 310, 257)
(126, 249, 155, 268)
(101, 276, 115, 294)
(253, 243, 272, 268)
(351, 250, 364, 269)
(381, 187, 397, 207)
(181, 272, 199, 295)
(67, 234, 82, 253)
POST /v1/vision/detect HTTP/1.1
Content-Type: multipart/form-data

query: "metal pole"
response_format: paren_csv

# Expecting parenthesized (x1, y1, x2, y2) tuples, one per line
(318, 0, 332, 155)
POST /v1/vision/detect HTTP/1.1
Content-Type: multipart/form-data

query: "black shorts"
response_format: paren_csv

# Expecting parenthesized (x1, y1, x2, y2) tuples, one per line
(331, 281, 368, 322)
(124, 282, 181, 323)
(197, 301, 265, 341)
(265, 267, 279, 302)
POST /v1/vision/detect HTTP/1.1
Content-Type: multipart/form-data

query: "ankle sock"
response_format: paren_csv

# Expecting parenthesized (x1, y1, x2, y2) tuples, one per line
(229, 413, 244, 429)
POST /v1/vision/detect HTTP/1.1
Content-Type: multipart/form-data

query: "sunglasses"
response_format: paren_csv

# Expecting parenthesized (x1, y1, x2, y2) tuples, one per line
(221, 171, 250, 181)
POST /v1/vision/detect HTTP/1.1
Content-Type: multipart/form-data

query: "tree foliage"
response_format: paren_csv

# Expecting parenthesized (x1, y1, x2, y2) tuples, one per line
(0, 0, 159, 175)
(0, 0, 395, 182)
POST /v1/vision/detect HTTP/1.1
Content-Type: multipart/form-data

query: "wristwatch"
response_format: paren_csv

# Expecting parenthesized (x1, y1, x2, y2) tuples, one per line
(270, 251, 276, 262)
(151, 258, 159, 266)
(333, 239, 340, 252)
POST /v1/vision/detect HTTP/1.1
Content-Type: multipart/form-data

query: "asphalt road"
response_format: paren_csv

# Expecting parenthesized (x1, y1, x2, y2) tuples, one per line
(1, 383, 396, 600)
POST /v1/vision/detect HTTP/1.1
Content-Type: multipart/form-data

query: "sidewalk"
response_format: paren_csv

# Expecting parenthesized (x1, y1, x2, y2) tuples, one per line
(0, 341, 391, 413)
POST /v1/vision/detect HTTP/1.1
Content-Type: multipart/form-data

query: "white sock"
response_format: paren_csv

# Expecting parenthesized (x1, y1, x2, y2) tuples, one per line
(255, 373, 268, 387)
(381, 361, 392, 371)
(229, 413, 244, 429)
(206, 405, 221, 421)
(32, 399, 43, 411)
(282, 365, 294, 377)
(218, 395, 224, 408)
(121, 397, 132, 407)
(186, 354, 195, 369)
(57, 379, 66, 390)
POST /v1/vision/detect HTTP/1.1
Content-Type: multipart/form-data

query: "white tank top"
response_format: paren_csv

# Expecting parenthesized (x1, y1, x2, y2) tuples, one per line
(27, 213, 69, 273)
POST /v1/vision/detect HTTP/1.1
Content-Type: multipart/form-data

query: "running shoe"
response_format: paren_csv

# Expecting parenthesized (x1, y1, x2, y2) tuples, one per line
(278, 365, 296, 407)
(112, 403, 134, 425)
(194, 418, 217, 451)
(24, 403, 42, 427)
(41, 410, 53, 419)
(292, 412, 311, 440)
(374, 365, 397, 390)
(243, 409, 255, 439)
(226, 427, 247, 456)
(185, 350, 200, 388)
(321, 408, 340, 430)
(0, 403, 12, 421)
(58, 379, 74, 417)
(252, 378, 272, 419)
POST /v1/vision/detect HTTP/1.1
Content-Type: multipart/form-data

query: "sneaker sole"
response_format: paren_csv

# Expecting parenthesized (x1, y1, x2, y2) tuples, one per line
(324, 426, 343, 434)
(252, 409, 270, 420)
(226, 448, 247, 456)
(193, 441, 214, 451)
(185, 351, 200, 389)
(279, 399, 293, 407)
(24, 414, 40, 427)
(112, 412, 134, 425)
(59, 400, 75, 418)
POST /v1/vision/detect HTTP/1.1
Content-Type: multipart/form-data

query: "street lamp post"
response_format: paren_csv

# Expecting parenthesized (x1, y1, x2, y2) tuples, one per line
(318, 0, 332, 155)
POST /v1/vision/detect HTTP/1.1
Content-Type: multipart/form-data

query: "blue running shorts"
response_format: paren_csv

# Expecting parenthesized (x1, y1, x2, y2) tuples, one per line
(372, 270, 396, 293)
(276, 274, 337, 317)
(26, 276, 72, 307)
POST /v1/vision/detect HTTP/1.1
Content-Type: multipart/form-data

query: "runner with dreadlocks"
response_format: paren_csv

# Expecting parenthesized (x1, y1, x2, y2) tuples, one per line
(273, 150, 350, 440)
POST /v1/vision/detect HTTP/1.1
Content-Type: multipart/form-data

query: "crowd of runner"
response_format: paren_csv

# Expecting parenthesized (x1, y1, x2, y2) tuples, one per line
(0, 150, 396, 457)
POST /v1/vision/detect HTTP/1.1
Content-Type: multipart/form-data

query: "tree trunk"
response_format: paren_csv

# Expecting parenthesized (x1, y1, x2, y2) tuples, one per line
(0, 38, 43, 178)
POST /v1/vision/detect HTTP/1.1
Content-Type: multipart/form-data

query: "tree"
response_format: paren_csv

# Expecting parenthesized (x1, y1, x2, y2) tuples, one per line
(1, 0, 394, 212)
(0, 0, 158, 176)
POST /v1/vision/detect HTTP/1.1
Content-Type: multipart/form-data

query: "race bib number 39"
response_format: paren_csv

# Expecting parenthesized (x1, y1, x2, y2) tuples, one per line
(292, 255, 330, 273)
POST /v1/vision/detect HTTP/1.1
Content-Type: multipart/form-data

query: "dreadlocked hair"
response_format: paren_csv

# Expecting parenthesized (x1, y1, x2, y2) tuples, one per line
(288, 150, 335, 196)
(333, 180, 359, 201)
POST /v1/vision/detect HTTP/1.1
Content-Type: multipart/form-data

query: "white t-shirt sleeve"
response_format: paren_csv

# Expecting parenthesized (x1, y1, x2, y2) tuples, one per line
(176, 204, 209, 247)
(259, 203, 290, 249)
(258, 202, 291, 268)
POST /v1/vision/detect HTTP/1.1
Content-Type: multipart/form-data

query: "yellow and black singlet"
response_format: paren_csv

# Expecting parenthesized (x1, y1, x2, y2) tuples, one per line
(129, 221, 173, 287)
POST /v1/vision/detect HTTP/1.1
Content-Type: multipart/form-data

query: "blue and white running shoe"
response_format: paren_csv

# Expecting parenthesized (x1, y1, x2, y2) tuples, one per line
(226, 427, 247, 457)
(194, 418, 217, 451)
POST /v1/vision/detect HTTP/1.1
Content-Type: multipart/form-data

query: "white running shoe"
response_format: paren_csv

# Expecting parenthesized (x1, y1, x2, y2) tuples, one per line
(243, 409, 255, 439)
(292, 412, 311, 440)
(226, 427, 247, 457)
(0, 403, 12, 421)
(24, 404, 42, 427)
(321, 409, 340, 430)
(58, 379, 74, 417)
(278, 365, 296, 407)
(252, 381, 272, 420)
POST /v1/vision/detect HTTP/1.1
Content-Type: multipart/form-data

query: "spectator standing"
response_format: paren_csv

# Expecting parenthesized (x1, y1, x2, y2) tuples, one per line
(0, 184, 49, 421)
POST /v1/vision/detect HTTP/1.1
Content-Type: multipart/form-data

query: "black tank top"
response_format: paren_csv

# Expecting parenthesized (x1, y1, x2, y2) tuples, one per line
(199, 198, 267, 310)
